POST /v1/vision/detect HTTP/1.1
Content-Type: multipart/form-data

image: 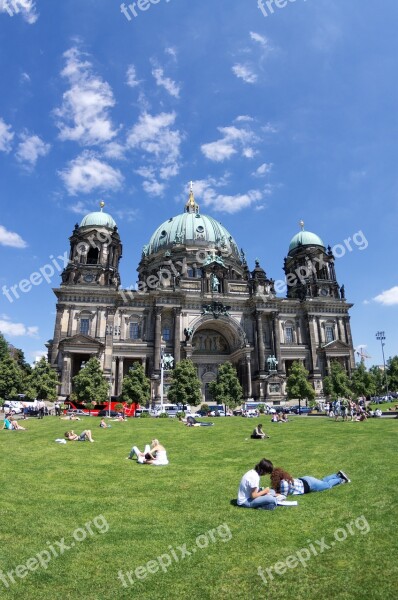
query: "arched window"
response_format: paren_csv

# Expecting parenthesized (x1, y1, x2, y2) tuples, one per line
(325, 324, 335, 344)
(80, 318, 90, 335)
(129, 322, 140, 340)
(162, 326, 171, 342)
(87, 247, 99, 265)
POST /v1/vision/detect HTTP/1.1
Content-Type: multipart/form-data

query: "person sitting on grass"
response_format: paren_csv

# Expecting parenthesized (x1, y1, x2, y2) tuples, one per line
(237, 458, 278, 510)
(127, 439, 168, 465)
(99, 419, 111, 428)
(271, 413, 279, 423)
(251, 424, 269, 439)
(10, 418, 27, 430)
(2, 414, 14, 430)
(270, 467, 350, 496)
(64, 430, 95, 442)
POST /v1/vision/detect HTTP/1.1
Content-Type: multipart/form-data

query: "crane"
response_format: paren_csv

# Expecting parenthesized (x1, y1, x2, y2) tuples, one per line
(355, 346, 371, 364)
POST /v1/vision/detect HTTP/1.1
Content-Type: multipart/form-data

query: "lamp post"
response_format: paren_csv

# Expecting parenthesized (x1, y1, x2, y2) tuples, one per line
(160, 344, 165, 413)
(375, 331, 389, 398)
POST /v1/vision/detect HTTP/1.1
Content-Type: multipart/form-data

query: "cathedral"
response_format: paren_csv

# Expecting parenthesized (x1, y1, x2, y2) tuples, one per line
(48, 187, 355, 405)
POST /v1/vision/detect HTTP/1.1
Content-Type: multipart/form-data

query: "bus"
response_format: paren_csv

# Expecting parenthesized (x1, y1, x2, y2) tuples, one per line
(65, 399, 139, 417)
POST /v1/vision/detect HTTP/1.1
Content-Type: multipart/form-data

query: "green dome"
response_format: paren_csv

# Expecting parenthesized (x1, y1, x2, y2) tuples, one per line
(288, 230, 325, 253)
(80, 211, 116, 229)
(146, 212, 240, 258)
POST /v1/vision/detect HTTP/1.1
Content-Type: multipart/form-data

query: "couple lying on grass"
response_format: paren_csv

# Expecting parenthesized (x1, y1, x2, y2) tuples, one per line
(2, 415, 27, 430)
(238, 458, 350, 510)
(127, 439, 168, 465)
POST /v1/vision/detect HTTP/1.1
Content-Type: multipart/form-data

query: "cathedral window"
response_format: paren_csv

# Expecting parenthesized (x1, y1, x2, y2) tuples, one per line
(129, 322, 140, 340)
(162, 326, 171, 342)
(80, 318, 90, 335)
(325, 325, 335, 343)
(87, 247, 99, 265)
(285, 326, 294, 344)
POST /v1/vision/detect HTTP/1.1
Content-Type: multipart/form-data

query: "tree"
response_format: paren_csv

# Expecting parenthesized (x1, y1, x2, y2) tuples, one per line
(386, 356, 398, 393)
(350, 362, 376, 399)
(286, 361, 315, 410)
(27, 357, 58, 400)
(368, 365, 385, 396)
(0, 333, 9, 361)
(167, 359, 202, 407)
(208, 362, 243, 410)
(121, 363, 150, 407)
(0, 354, 25, 399)
(322, 361, 351, 401)
(72, 357, 109, 404)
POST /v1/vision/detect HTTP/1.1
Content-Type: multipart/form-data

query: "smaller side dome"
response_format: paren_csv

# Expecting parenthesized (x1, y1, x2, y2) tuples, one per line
(80, 202, 117, 229)
(288, 221, 324, 254)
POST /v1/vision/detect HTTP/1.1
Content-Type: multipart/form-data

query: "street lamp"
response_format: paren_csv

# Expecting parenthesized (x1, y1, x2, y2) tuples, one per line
(160, 343, 166, 413)
(375, 331, 389, 398)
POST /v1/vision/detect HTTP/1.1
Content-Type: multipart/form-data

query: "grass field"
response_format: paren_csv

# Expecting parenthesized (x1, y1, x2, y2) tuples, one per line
(1, 414, 397, 600)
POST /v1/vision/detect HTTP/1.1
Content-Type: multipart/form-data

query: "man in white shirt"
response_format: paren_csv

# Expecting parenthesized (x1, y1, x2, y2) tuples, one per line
(237, 459, 277, 510)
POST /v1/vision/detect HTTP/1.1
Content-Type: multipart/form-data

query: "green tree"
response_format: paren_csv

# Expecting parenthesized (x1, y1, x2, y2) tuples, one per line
(27, 357, 58, 400)
(0, 354, 25, 399)
(72, 357, 109, 404)
(208, 362, 243, 410)
(350, 362, 376, 399)
(121, 363, 150, 407)
(368, 365, 385, 396)
(0, 333, 10, 361)
(322, 361, 351, 401)
(386, 356, 398, 393)
(286, 361, 315, 410)
(167, 359, 202, 407)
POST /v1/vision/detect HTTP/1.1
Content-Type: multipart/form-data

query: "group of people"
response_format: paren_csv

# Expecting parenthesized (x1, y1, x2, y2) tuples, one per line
(271, 413, 289, 423)
(237, 458, 350, 510)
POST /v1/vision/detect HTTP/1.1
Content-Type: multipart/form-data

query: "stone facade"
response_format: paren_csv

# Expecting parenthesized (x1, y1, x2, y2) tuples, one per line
(48, 194, 355, 404)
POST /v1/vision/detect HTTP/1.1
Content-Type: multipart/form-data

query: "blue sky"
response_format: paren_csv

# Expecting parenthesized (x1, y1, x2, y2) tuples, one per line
(0, 0, 397, 367)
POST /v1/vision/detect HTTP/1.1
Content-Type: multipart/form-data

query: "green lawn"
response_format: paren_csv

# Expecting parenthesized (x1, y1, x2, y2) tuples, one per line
(1, 415, 397, 600)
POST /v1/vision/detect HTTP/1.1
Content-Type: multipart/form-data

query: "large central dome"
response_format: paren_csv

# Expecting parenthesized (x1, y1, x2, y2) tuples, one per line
(145, 188, 240, 259)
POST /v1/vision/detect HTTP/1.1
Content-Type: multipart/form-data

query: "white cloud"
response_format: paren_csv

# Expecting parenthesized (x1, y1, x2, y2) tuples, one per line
(54, 47, 118, 146)
(69, 201, 90, 215)
(0, 118, 14, 153)
(16, 132, 50, 168)
(152, 66, 180, 98)
(201, 123, 258, 163)
(373, 286, 398, 306)
(0, 317, 38, 337)
(165, 47, 177, 60)
(189, 177, 263, 214)
(102, 141, 125, 160)
(0, 0, 38, 24)
(128, 112, 182, 193)
(126, 64, 140, 88)
(232, 64, 258, 84)
(60, 151, 124, 195)
(0, 225, 27, 248)
(250, 32, 269, 47)
(253, 162, 273, 177)
(20, 72, 31, 83)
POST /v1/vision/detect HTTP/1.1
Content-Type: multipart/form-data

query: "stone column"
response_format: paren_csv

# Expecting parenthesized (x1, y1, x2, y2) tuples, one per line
(67, 306, 75, 337)
(307, 315, 320, 373)
(344, 316, 356, 369)
(337, 317, 345, 343)
(153, 307, 162, 371)
(51, 305, 64, 367)
(272, 313, 283, 373)
(173, 307, 181, 364)
(296, 318, 302, 344)
(95, 308, 102, 338)
(103, 308, 115, 374)
(316, 317, 323, 345)
(111, 357, 117, 395)
(246, 354, 252, 398)
(117, 357, 124, 395)
(61, 352, 71, 396)
(256, 311, 265, 372)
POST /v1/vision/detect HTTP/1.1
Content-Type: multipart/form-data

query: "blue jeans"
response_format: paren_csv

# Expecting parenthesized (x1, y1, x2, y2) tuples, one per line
(241, 491, 278, 510)
(301, 474, 343, 492)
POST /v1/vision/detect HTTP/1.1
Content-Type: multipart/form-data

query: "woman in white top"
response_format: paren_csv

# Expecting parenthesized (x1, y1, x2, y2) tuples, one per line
(128, 439, 169, 465)
(237, 459, 277, 510)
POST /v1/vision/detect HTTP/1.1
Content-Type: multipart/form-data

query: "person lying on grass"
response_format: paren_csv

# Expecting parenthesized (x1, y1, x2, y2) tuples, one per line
(179, 416, 214, 427)
(99, 419, 111, 428)
(64, 430, 95, 442)
(237, 459, 279, 510)
(127, 439, 168, 465)
(2, 414, 26, 430)
(270, 467, 350, 496)
(251, 424, 269, 439)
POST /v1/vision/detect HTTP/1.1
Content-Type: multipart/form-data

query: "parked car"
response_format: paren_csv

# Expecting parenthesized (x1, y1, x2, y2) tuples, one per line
(3, 401, 23, 414)
(134, 408, 151, 418)
(291, 405, 312, 414)
(66, 409, 91, 417)
(98, 409, 119, 417)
